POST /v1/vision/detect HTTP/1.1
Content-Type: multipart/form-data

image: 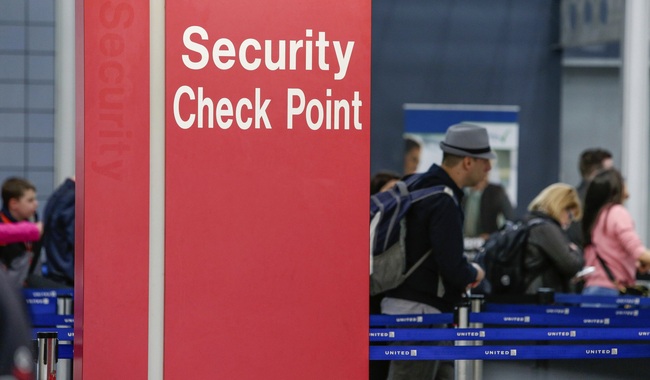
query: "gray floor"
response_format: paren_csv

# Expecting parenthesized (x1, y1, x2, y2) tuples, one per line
(482, 359, 650, 380)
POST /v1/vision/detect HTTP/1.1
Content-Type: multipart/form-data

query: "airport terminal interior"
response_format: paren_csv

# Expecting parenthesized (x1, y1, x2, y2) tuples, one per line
(5, 0, 650, 379)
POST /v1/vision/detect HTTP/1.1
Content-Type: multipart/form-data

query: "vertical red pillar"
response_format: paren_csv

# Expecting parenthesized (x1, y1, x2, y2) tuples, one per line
(75, 1, 150, 379)
(77, 0, 369, 378)
(164, 1, 370, 378)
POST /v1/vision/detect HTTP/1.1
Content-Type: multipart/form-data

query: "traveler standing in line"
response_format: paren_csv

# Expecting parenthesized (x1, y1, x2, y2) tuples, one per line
(462, 176, 515, 240)
(403, 135, 422, 175)
(0, 177, 61, 289)
(369, 170, 400, 380)
(381, 123, 487, 380)
(43, 177, 76, 287)
(575, 148, 613, 201)
(567, 148, 613, 248)
(522, 183, 584, 294)
(370, 170, 400, 195)
(581, 168, 650, 297)
(0, 177, 41, 289)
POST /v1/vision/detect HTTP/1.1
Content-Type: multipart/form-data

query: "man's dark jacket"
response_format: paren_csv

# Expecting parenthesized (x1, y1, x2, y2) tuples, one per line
(43, 178, 75, 285)
(386, 164, 478, 312)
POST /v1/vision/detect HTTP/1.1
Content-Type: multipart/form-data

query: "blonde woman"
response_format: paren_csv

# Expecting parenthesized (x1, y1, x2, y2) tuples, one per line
(522, 183, 585, 294)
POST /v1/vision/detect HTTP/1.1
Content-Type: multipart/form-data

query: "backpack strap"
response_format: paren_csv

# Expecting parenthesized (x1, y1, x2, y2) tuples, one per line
(410, 185, 458, 207)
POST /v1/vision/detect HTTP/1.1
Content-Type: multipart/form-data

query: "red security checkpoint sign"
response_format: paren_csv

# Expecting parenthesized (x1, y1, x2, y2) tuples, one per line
(165, 1, 369, 379)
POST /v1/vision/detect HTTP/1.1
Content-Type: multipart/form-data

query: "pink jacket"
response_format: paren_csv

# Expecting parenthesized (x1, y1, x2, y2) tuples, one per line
(0, 221, 40, 244)
(584, 204, 646, 289)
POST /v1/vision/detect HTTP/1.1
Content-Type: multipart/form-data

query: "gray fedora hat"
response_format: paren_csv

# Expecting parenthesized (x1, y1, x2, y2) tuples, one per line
(439, 123, 496, 159)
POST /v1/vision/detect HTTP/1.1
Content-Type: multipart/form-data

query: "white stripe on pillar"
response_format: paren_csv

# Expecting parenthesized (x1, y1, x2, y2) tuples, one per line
(54, 0, 76, 183)
(149, 0, 165, 378)
(622, 0, 649, 243)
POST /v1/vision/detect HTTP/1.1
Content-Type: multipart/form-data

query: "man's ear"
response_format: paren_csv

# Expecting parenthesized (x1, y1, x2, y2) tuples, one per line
(462, 156, 473, 170)
(7, 198, 17, 210)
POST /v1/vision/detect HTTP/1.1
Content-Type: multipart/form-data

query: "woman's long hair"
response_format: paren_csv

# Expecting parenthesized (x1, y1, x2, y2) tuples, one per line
(581, 168, 625, 246)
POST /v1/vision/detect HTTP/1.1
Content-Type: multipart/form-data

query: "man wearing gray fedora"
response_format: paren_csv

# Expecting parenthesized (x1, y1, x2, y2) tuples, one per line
(381, 123, 490, 380)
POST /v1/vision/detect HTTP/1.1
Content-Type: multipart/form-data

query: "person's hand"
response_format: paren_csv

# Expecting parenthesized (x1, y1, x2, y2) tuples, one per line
(35, 221, 43, 236)
(468, 263, 485, 288)
(638, 261, 650, 274)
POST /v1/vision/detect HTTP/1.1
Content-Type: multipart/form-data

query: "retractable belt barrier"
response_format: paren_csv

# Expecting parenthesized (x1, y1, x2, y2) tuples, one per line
(370, 291, 650, 368)
(370, 327, 650, 342)
(23, 288, 75, 374)
(370, 344, 650, 361)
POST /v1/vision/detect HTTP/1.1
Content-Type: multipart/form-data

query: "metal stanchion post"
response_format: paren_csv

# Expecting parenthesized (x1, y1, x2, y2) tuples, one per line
(535, 288, 555, 370)
(56, 294, 73, 380)
(36, 332, 58, 380)
(56, 295, 73, 315)
(537, 287, 555, 305)
(470, 295, 484, 380)
(454, 301, 471, 380)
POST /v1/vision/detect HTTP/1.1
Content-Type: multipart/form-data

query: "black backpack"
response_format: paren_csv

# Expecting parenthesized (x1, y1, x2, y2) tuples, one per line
(474, 218, 545, 295)
(370, 174, 457, 295)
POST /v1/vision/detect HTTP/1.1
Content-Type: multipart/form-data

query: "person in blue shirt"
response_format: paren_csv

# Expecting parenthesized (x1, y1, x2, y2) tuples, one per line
(43, 177, 75, 287)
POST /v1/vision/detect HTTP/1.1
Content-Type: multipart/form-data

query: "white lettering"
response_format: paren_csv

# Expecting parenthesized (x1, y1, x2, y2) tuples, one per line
(213, 38, 236, 70)
(29, 291, 57, 297)
(197, 87, 213, 128)
(583, 318, 610, 325)
(235, 97, 253, 130)
(174, 86, 195, 129)
(264, 40, 286, 70)
(547, 331, 574, 337)
(240, 38, 261, 70)
(216, 98, 233, 129)
(546, 308, 570, 315)
(174, 87, 272, 130)
(182, 26, 209, 70)
(180, 26, 355, 80)
(287, 88, 305, 130)
(333, 40, 354, 80)
(385, 350, 412, 356)
(286, 88, 363, 130)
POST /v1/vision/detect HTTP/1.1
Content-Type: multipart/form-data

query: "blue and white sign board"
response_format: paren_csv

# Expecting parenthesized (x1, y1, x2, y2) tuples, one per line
(403, 104, 519, 205)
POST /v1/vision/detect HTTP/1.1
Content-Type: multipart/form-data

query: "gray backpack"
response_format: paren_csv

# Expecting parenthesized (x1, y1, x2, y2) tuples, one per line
(370, 175, 457, 295)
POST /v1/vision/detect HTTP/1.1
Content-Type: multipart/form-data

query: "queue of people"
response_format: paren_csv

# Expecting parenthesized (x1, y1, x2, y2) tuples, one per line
(370, 123, 650, 380)
(0, 176, 75, 378)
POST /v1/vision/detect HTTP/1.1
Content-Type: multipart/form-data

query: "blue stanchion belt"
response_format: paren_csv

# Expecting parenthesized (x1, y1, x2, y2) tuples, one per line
(370, 327, 650, 342)
(30, 314, 74, 327)
(555, 293, 650, 307)
(370, 344, 650, 360)
(23, 288, 74, 299)
(32, 327, 74, 341)
(485, 304, 650, 318)
(471, 312, 650, 327)
(370, 311, 650, 327)
(370, 314, 453, 326)
(58, 344, 73, 360)
(371, 294, 650, 326)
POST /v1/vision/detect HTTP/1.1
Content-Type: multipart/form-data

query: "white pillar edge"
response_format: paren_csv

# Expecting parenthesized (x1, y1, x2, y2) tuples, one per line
(54, 0, 76, 185)
(149, 0, 165, 379)
(621, 0, 649, 244)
